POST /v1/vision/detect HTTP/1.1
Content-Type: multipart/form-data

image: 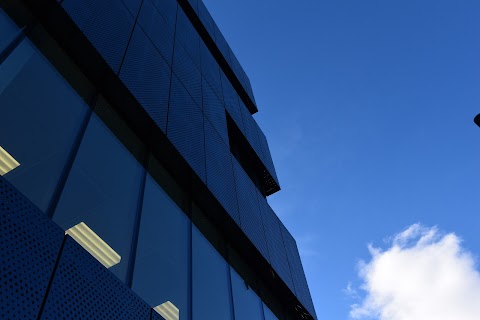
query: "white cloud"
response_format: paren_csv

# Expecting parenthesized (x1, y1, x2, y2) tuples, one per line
(350, 224, 480, 320)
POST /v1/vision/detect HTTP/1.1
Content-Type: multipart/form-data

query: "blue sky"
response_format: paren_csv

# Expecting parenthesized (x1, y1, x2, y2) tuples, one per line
(203, 0, 480, 319)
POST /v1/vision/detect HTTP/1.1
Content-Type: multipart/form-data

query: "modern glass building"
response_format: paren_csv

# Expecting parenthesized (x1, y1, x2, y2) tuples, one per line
(0, 0, 316, 319)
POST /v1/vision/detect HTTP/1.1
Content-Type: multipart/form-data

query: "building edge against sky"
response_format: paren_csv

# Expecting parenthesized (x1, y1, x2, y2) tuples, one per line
(0, 0, 316, 319)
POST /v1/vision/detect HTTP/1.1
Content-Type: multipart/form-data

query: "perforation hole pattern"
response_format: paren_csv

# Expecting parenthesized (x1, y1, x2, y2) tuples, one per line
(0, 177, 64, 320)
(41, 237, 151, 320)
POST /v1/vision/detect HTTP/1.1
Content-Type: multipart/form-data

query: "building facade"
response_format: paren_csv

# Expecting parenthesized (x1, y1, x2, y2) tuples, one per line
(0, 0, 316, 319)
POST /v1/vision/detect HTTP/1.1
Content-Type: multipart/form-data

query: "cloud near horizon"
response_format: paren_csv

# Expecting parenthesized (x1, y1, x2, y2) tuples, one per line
(350, 224, 480, 320)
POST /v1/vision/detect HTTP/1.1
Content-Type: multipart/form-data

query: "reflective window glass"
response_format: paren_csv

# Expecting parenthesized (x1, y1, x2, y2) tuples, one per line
(0, 39, 90, 211)
(230, 267, 263, 320)
(132, 174, 190, 318)
(53, 113, 144, 282)
(192, 226, 233, 320)
(263, 303, 279, 320)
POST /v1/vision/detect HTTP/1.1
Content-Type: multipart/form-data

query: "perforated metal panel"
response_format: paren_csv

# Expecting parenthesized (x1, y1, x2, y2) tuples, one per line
(41, 236, 151, 320)
(0, 177, 64, 320)
(255, 123, 279, 186)
(62, 0, 135, 73)
(120, 0, 142, 17)
(239, 101, 263, 161)
(229, 50, 245, 94)
(151, 0, 178, 29)
(281, 225, 317, 319)
(213, 23, 231, 66)
(243, 71, 256, 105)
(186, 0, 198, 14)
(175, 6, 201, 70)
(172, 41, 202, 107)
(233, 158, 269, 260)
(202, 77, 228, 145)
(197, 0, 216, 41)
(204, 119, 240, 225)
(258, 195, 295, 293)
(221, 71, 244, 131)
(151, 310, 167, 320)
(167, 74, 206, 183)
(200, 41, 223, 102)
(120, 26, 171, 133)
(138, 0, 176, 65)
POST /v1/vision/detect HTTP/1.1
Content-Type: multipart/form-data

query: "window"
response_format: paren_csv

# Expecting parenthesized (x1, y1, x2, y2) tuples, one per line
(263, 303, 280, 320)
(230, 267, 263, 320)
(0, 37, 90, 211)
(132, 174, 190, 319)
(52, 112, 144, 282)
(192, 226, 233, 320)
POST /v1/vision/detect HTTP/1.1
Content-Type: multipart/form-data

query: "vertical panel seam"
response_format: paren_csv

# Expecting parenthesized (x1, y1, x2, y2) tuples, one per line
(36, 235, 67, 320)
(117, 0, 145, 75)
(165, 3, 179, 136)
(125, 162, 148, 288)
(46, 95, 96, 219)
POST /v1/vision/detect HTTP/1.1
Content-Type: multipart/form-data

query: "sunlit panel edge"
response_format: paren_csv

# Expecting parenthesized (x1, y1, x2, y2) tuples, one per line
(65, 222, 121, 268)
(153, 301, 179, 320)
(0, 146, 20, 176)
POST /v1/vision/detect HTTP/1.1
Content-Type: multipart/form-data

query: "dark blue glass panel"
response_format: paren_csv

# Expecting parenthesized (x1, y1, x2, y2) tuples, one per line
(202, 76, 228, 145)
(0, 177, 64, 320)
(172, 41, 202, 107)
(137, 0, 175, 65)
(233, 158, 269, 259)
(120, 26, 170, 133)
(132, 175, 190, 319)
(263, 303, 279, 320)
(53, 113, 145, 283)
(192, 226, 233, 320)
(42, 237, 151, 319)
(167, 74, 206, 183)
(0, 40, 89, 212)
(175, 7, 201, 70)
(230, 267, 263, 320)
(0, 9, 20, 54)
(204, 120, 240, 225)
(62, 0, 135, 73)
(258, 194, 294, 292)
